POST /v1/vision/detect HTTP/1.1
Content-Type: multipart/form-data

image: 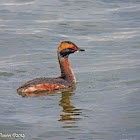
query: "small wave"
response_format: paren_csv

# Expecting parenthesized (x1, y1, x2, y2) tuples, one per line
(0, 72, 14, 77)
(121, 79, 140, 86)
(0, 2, 34, 6)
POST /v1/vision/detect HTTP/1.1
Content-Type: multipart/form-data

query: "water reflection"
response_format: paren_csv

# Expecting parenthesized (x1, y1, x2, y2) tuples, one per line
(18, 86, 82, 127)
(59, 91, 82, 128)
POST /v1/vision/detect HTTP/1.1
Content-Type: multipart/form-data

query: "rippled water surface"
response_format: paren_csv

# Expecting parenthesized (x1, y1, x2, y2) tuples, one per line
(0, 0, 140, 139)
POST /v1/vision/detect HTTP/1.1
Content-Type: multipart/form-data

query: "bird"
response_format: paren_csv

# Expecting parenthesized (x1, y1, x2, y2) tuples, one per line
(17, 41, 85, 95)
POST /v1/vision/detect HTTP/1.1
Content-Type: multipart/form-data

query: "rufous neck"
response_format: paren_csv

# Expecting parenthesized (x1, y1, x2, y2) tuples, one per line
(58, 56, 76, 84)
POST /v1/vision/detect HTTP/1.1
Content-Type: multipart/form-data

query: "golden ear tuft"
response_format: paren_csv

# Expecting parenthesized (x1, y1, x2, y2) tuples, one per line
(58, 41, 74, 52)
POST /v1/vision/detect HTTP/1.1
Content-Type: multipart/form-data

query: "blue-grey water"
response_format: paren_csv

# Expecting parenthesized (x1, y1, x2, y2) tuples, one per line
(0, 0, 140, 140)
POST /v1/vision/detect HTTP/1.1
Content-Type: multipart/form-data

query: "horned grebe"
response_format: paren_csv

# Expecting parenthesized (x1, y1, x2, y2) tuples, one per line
(17, 41, 85, 94)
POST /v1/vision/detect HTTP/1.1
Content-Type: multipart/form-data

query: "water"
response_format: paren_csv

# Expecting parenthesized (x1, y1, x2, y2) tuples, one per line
(0, 0, 140, 139)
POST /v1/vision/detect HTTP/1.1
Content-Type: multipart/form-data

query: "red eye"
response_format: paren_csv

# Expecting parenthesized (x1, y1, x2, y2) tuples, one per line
(71, 46, 77, 51)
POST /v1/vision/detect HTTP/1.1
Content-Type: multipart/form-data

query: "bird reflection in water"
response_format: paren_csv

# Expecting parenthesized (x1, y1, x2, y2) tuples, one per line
(18, 86, 82, 127)
(59, 90, 82, 128)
